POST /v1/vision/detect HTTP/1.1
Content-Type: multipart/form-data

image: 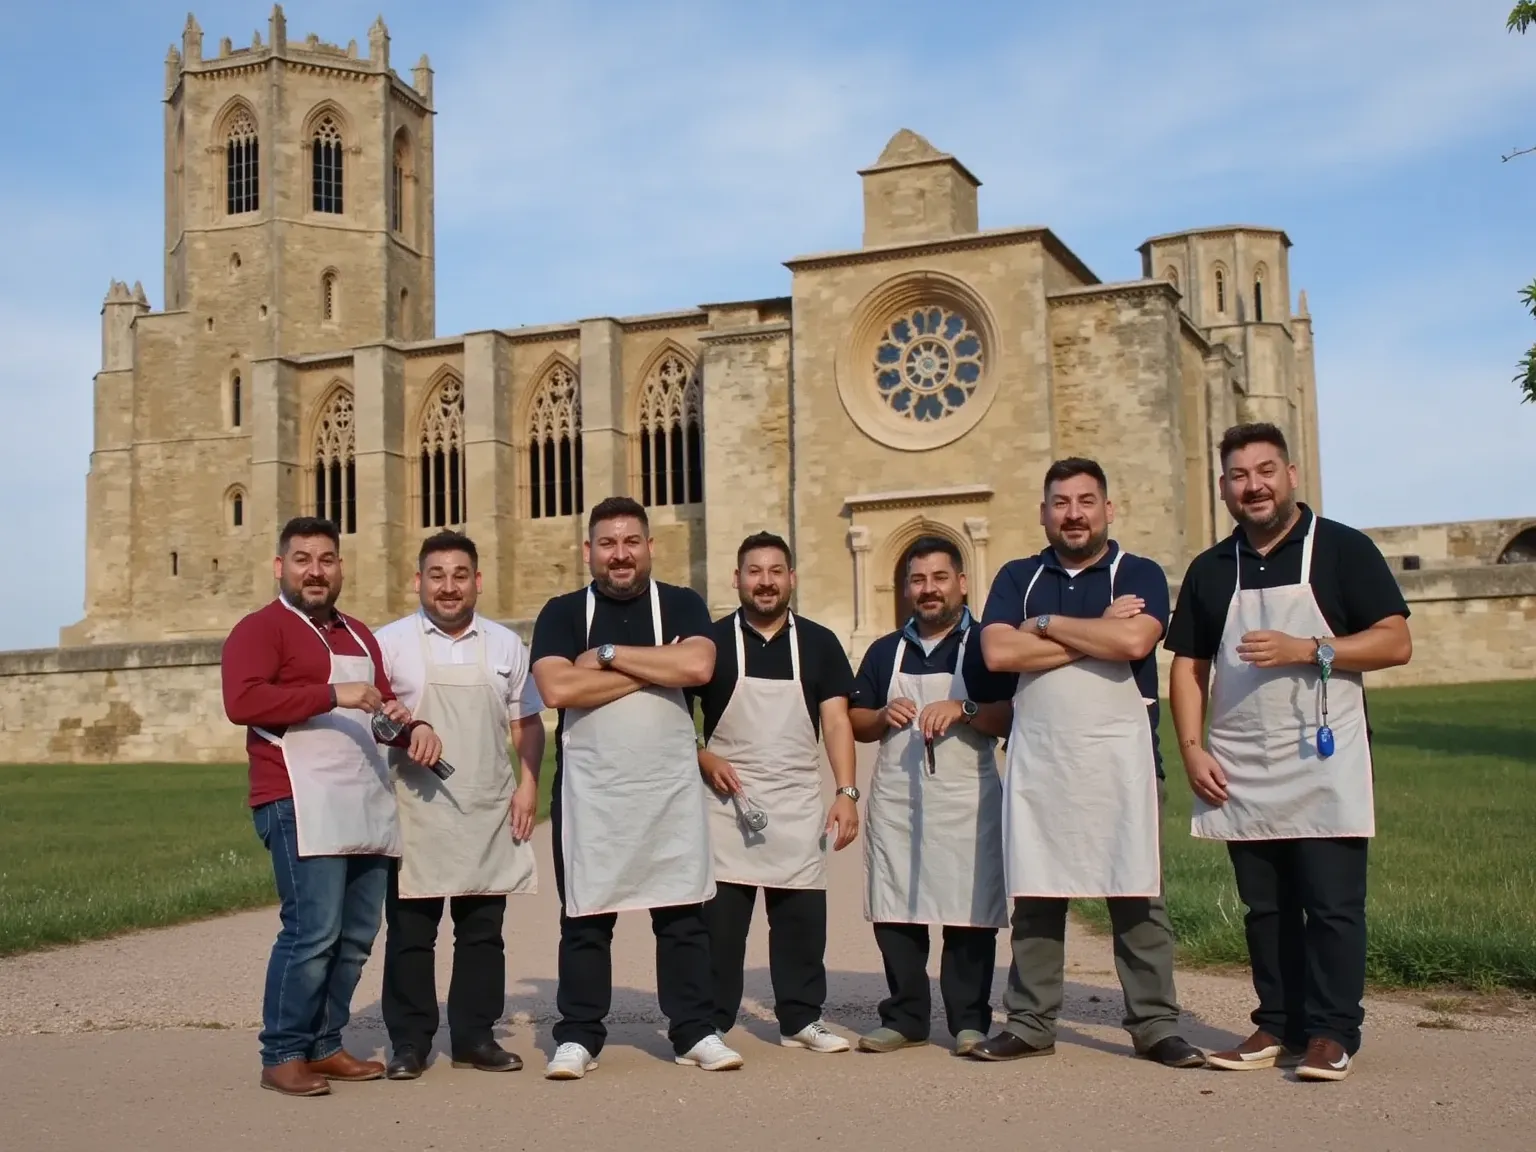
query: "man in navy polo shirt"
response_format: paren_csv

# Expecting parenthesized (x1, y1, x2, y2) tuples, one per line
(971, 458, 1203, 1069)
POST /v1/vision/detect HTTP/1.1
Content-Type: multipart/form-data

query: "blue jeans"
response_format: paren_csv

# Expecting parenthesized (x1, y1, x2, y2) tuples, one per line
(252, 798, 391, 1067)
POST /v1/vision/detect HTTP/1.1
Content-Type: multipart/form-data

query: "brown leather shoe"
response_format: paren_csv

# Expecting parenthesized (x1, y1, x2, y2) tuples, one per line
(1295, 1036, 1353, 1082)
(307, 1050, 386, 1082)
(260, 1059, 331, 1096)
(1206, 1029, 1307, 1071)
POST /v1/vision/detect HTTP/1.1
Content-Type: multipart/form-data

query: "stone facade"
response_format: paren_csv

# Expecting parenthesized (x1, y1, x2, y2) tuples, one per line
(2, 9, 1526, 765)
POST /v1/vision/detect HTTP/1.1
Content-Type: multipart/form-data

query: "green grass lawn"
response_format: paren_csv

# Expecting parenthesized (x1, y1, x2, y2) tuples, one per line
(0, 744, 557, 959)
(2, 683, 1533, 991)
(1076, 679, 1536, 991)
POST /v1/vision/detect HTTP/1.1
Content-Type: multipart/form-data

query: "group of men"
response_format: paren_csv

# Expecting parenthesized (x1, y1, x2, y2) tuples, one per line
(220, 419, 1412, 1097)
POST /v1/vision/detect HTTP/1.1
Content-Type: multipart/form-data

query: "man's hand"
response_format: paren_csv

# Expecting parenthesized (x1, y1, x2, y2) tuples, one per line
(380, 698, 411, 724)
(1182, 744, 1229, 806)
(1236, 630, 1312, 668)
(881, 697, 918, 730)
(510, 775, 538, 841)
(407, 723, 442, 767)
(918, 699, 965, 740)
(334, 681, 383, 712)
(826, 795, 859, 851)
(698, 749, 742, 797)
(1103, 595, 1145, 620)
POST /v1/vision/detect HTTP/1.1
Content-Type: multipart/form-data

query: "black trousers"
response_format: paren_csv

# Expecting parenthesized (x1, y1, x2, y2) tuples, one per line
(549, 767, 715, 1058)
(1227, 837, 1369, 1054)
(380, 862, 506, 1053)
(872, 922, 998, 1039)
(704, 881, 827, 1037)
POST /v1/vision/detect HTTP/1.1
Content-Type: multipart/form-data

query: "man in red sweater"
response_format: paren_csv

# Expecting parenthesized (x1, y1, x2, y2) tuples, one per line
(222, 516, 442, 1097)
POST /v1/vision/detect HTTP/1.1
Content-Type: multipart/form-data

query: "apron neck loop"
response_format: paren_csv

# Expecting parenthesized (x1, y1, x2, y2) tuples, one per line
(586, 580, 664, 647)
(734, 609, 799, 684)
(1233, 509, 1316, 591)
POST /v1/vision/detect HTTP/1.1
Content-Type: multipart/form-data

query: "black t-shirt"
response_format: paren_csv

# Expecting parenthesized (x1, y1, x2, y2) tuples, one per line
(849, 610, 1018, 712)
(981, 543, 1169, 776)
(1165, 505, 1410, 660)
(530, 580, 715, 759)
(690, 611, 855, 742)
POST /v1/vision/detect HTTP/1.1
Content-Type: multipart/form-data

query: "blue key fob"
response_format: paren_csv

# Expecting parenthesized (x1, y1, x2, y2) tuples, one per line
(1317, 725, 1334, 758)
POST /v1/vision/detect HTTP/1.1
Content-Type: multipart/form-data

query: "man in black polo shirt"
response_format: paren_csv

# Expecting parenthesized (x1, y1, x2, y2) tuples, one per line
(971, 457, 1203, 1069)
(691, 531, 861, 1055)
(1167, 422, 1412, 1082)
(529, 496, 744, 1081)
(849, 536, 1016, 1057)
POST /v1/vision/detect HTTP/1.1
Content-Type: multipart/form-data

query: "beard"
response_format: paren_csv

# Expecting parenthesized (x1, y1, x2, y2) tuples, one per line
(593, 559, 649, 600)
(425, 593, 473, 632)
(1048, 521, 1109, 565)
(739, 584, 790, 623)
(282, 574, 340, 615)
(913, 595, 961, 630)
(1235, 490, 1297, 534)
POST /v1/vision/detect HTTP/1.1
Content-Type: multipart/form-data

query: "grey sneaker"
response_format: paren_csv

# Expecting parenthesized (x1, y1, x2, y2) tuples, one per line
(856, 1027, 923, 1053)
(953, 1029, 987, 1056)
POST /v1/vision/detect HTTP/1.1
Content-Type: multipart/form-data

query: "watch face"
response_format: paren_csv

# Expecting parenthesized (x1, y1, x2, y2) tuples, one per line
(1317, 643, 1335, 662)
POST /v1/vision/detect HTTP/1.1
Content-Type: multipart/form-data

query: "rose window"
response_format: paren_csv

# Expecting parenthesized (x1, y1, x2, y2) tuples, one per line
(873, 307, 984, 422)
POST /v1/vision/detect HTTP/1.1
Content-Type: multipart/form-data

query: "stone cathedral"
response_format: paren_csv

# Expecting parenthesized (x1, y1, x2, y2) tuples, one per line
(68, 7, 1326, 661)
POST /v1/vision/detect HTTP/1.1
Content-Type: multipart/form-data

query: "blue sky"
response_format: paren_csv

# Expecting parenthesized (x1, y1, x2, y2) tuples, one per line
(1, 0, 1533, 650)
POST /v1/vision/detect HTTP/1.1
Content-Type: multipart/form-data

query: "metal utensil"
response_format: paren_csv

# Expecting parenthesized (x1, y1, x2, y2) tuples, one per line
(371, 712, 455, 781)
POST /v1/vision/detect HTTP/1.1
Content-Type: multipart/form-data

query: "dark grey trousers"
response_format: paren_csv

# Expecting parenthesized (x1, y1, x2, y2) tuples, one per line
(999, 781, 1182, 1051)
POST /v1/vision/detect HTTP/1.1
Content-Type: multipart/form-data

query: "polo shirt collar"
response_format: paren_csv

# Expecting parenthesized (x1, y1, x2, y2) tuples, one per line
(278, 591, 343, 629)
(1230, 503, 1314, 557)
(902, 605, 974, 647)
(1037, 539, 1121, 575)
(737, 610, 791, 644)
(418, 607, 480, 640)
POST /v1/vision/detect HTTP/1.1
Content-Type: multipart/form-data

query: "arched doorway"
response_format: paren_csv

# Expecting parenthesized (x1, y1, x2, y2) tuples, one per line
(1498, 527, 1536, 564)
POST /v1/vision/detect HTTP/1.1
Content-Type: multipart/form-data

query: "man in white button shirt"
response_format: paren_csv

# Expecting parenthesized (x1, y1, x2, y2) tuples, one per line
(375, 530, 547, 1080)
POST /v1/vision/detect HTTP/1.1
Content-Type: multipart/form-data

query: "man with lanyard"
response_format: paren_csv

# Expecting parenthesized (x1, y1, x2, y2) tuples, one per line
(374, 530, 547, 1079)
(530, 496, 743, 1080)
(1168, 422, 1412, 1082)
(972, 458, 1205, 1069)
(848, 535, 1016, 1057)
(691, 532, 861, 1054)
(222, 516, 443, 1098)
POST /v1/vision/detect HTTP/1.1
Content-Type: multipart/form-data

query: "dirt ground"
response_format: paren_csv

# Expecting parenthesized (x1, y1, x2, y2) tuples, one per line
(4, 756, 1534, 1151)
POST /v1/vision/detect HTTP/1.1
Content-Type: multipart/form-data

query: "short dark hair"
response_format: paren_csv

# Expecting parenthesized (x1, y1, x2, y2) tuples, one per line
(1043, 457, 1108, 496)
(736, 531, 793, 569)
(904, 535, 964, 575)
(278, 516, 339, 554)
(418, 530, 478, 571)
(587, 496, 649, 536)
(1219, 422, 1290, 465)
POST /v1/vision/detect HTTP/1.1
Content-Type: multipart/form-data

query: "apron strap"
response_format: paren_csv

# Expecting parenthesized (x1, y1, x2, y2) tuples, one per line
(1233, 510, 1319, 591)
(585, 580, 665, 648)
(416, 612, 487, 672)
(1020, 563, 1045, 619)
(889, 627, 970, 702)
(733, 610, 801, 684)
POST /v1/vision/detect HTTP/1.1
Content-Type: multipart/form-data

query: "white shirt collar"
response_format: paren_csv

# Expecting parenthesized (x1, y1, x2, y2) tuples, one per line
(417, 607, 480, 641)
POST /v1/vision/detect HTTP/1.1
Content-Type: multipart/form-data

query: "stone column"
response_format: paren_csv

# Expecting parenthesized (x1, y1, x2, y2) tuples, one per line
(964, 516, 991, 605)
(849, 525, 874, 654)
(248, 356, 300, 585)
(352, 344, 408, 623)
(579, 318, 628, 506)
(463, 331, 515, 620)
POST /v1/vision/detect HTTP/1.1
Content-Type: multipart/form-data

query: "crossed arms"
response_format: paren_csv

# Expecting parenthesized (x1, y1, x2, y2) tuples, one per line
(531, 638, 716, 710)
(980, 596, 1164, 674)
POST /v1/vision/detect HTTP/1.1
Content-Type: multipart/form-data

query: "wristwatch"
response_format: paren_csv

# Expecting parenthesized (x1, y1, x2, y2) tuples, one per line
(836, 785, 861, 803)
(1035, 614, 1051, 635)
(960, 699, 979, 722)
(1313, 639, 1335, 674)
(597, 643, 617, 667)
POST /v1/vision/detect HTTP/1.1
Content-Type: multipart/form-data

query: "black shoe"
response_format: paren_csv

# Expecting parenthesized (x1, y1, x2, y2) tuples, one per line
(386, 1045, 428, 1080)
(451, 1039, 523, 1072)
(968, 1031, 1056, 1061)
(1141, 1035, 1207, 1068)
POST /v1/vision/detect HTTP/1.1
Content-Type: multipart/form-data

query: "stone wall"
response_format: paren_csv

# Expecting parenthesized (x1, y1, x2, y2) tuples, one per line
(1363, 517, 1535, 570)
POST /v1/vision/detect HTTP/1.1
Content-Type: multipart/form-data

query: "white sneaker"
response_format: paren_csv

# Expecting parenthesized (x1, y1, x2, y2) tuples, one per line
(781, 1021, 851, 1053)
(544, 1042, 598, 1080)
(676, 1033, 744, 1071)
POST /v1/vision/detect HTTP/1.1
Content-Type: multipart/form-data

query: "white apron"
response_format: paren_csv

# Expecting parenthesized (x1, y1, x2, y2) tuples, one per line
(254, 599, 400, 859)
(558, 582, 715, 917)
(863, 627, 1008, 928)
(704, 611, 827, 890)
(389, 618, 539, 899)
(1002, 553, 1162, 899)
(1194, 514, 1375, 840)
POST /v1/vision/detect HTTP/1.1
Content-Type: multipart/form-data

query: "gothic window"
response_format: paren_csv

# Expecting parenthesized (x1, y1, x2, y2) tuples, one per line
(312, 389, 356, 534)
(1214, 267, 1227, 315)
(637, 352, 703, 506)
(311, 114, 344, 215)
(227, 487, 246, 530)
(527, 363, 583, 519)
(872, 307, 984, 424)
(230, 371, 242, 427)
(225, 107, 259, 215)
(419, 376, 466, 528)
(322, 271, 338, 323)
(1253, 265, 1266, 322)
(391, 127, 412, 237)
(399, 288, 410, 338)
